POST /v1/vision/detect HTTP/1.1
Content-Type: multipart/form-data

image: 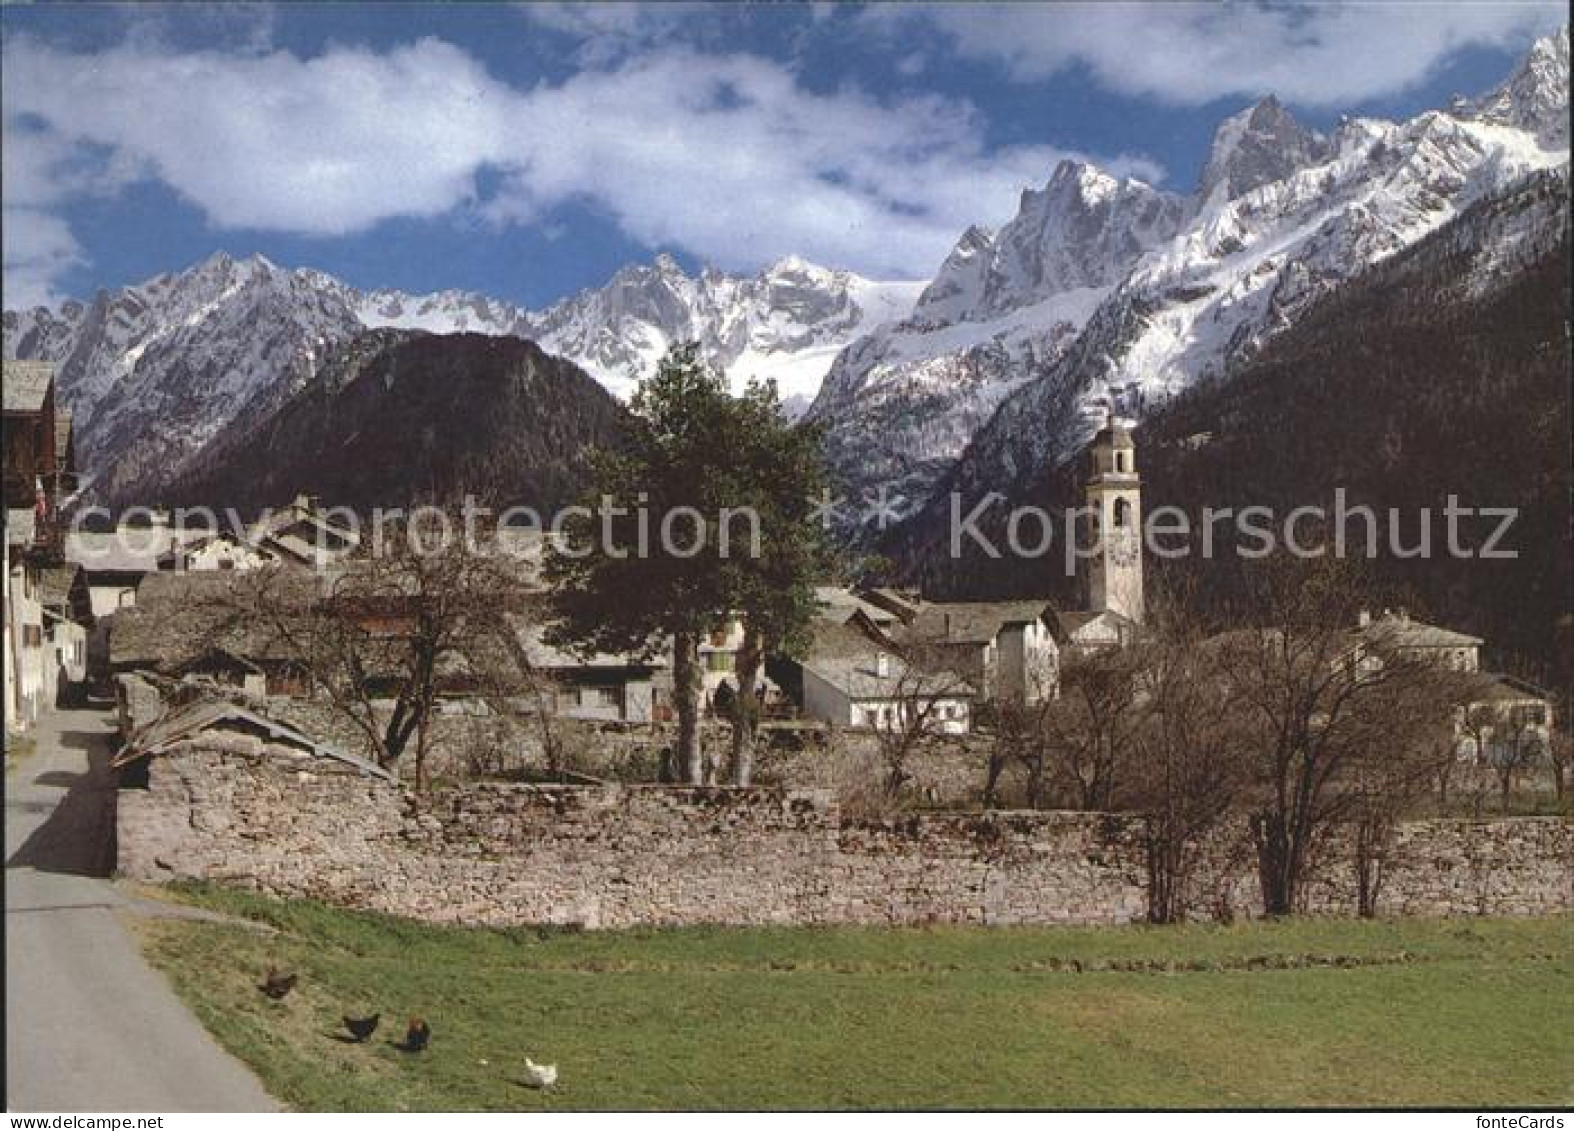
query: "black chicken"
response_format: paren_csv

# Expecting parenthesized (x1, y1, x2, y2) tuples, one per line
(258, 967, 297, 1000)
(343, 1014, 380, 1043)
(401, 1017, 431, 1053)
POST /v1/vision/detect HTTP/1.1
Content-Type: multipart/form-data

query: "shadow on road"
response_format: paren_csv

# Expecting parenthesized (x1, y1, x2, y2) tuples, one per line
(57, 729, 112, 754)
(7, 708, 120, 878)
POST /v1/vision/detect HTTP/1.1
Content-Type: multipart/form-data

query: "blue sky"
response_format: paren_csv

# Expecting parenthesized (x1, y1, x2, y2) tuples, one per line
(2, 2, 1563, 310)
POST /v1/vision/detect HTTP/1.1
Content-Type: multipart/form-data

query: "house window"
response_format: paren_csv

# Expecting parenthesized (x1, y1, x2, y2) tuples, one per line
(1514, 704, 1547, 727)
(23, 625, 42, 647)
(267, 670, 310, 698)
(581, 686, 620, 709)
(1114, 497, 1132, 529)
(706, 651, 735, 673)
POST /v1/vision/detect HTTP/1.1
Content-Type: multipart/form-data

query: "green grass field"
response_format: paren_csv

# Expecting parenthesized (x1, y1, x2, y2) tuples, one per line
(133, 885, 1574, 1110)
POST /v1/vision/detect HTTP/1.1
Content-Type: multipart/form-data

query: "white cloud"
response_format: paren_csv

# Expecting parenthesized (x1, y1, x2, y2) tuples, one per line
(520, 1, 701, 39)
(516, 2, 716, 66)
(1, 33, 1160, 299)
(877, 1, 1564, 105)
(3, 206, 86, 308)
(3, 37, 517, 236)
(485, 49, 1112, 278)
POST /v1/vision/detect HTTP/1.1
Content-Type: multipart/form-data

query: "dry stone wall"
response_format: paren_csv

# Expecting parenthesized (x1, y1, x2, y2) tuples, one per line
(118, 746, 1573, 929)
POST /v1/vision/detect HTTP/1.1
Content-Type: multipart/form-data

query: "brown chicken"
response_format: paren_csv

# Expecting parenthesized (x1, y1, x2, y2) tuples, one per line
(401, 1017, 431, 1053)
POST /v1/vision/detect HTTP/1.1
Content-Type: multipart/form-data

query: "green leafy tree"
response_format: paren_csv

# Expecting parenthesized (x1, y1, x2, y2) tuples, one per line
(713, 378, 833, 784)
(547, 344, 830, 785)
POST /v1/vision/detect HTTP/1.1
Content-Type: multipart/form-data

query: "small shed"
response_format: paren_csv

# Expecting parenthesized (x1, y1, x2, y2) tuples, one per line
(112, 696, 395, 782)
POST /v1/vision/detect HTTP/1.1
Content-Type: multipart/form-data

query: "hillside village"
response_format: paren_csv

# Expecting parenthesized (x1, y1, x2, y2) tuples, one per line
(7, 355, 1561, 822)
(2, 9, 1571, 1115)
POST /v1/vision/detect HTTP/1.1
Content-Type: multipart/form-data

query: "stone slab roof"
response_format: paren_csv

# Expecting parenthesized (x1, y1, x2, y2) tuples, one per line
(1473, 673, 1555, 705)
(6, 508, 36, 548)
(1358, 613, 1483, 649)
(802, 651, 974, 703)
(814, 586, 900, 625)
(1052, 608, 1140, 643)
(113, 696, 393, 780)
(2, 360, 53, 413)
(901, 600, 1054, 646)
(38, 563, 83, 609)
(109, 570, 321, 669)
(798, 618, 973, 702)
(66, 529, 208, 574)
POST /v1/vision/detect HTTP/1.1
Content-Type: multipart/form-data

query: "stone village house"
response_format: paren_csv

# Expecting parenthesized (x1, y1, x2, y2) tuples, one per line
(774, 418, 1146, 735)
(773, 418, 1550, 752)
(4, 360, 85, 729)
(1352, 608, 1556, 763)
(109, 568, 667, 729)
(64, 494, 362, 681)
(98, 415, 1552, 761)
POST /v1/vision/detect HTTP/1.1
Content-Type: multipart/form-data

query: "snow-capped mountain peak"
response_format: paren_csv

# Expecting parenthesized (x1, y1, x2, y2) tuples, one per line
(515, 253, 921, 401)
(981, 160, 1188, 319)
(4, 248, 923, 503)
(1471, 25, 1570, 149)
(5, 26, 1564, 523)
(810, 28, 1569, 536)
(910, 225, 997, 328)
(1198, 95, 1329, 204)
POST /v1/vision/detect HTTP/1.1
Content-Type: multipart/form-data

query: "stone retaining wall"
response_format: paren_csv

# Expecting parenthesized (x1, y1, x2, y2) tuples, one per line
(117, 746, 1573, 929)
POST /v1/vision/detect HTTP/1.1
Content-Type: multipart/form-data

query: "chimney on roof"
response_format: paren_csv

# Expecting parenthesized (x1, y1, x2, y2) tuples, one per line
(875, 652, 891, 678)
(1358, 610, 1371, 628)
(944, 612, 953, 639)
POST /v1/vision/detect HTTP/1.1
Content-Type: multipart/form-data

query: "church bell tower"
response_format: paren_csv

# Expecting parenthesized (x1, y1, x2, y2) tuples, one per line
(1083, 413, 1144, 624)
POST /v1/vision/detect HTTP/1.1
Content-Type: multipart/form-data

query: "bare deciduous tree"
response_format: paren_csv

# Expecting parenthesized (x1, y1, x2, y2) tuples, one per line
(1548, 730, 1571, 805)
(1124, 637, 1254, 924)
(209, 515, 532, 791)
(1215, 560, 1475, 915)
(1036, 647, 1145, 810)
(1344, 695, 1461, 917)
(1471, 702, 1549, 812)
(869, 644, 973, 803)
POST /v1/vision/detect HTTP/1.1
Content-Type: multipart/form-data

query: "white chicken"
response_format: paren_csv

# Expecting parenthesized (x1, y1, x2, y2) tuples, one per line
(522, 1058, 558, 1090)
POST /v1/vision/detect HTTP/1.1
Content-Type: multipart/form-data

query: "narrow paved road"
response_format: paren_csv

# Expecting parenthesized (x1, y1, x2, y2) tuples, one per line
(6, 702, 279, 1112)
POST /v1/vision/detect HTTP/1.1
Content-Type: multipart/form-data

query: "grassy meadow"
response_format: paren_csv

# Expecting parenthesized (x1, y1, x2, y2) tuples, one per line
(132, 885, 1574, 1110)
